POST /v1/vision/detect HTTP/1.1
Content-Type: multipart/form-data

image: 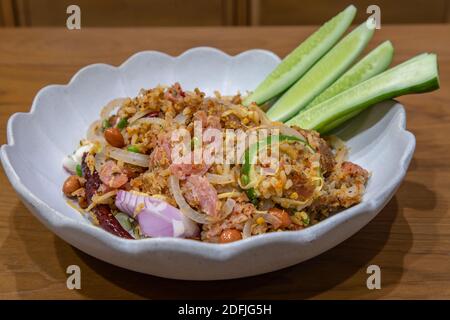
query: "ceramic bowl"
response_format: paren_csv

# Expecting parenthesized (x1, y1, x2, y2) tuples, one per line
(0, 47, 415, 280)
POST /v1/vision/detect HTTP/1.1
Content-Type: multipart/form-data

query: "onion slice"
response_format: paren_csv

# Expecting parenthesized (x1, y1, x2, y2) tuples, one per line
(128, 109, 154, 125)
(86, 190, 118, 211)
(173, 113, 187, 125)
(271, 125, 306, 141)
(63, 143, 94, 174)
(94, 152, 107, 173)
(220, 198, 236, 220)
(115, 190, 199, 238)
(242, 218, 253, 239)
(62, 159, 76, 174)
(272, 196, 310, 210)
(250, 123, 307, 141)
(260, 213, 282, 229)
(168, 175, 214, 224)
(131, 117, 166, 127)
(87, 120, 106, 145)
(249, 104, 272, 126)
(100, 98, 128, 120)
(104, 146, 149, 167)
(206, 173, 234, 184)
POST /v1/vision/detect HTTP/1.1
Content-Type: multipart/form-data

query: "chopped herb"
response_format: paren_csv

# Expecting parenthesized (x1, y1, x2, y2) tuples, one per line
(75, 164, 82, 177)
(300, 211, 310, 226)
(117, 118, 128, 129)
(127, 145, 140, 153)
(102, 119, 111, 129)
(246, 188, 258, 204)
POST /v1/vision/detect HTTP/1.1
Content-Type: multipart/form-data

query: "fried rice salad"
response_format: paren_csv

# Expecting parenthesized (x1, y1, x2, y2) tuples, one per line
(62, 83, 369, 243)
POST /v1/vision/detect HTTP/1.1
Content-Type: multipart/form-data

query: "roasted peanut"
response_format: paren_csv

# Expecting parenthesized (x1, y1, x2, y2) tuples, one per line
(219, 229, 242, 243)
(104, 127, 125, 148)
(269, 208, 292, 228)
(62, 175, 81, 196)
(108, 115, 119, 127)
(78, 197, 88, 209)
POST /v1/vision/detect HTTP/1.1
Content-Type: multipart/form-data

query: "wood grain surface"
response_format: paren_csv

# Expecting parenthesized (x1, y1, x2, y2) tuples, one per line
(0, 25, 449, 299)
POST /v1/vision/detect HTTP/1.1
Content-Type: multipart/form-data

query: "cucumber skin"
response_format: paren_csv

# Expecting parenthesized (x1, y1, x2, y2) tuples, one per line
(302, 41, 394, 131)
(287, 54, 440, 133)
(318, 110, 361, 134)
(318, 77, 438, 134)
(241, 134, 305, 201)
(267, 21, 375, 122)
(241, 134, 304, 179)
(242, 5, 356, 106)
(305, 40, 394, 110)
(319, 76, 438, 133)
(316, 49, 426, 132)
(290, 56, 440, 132)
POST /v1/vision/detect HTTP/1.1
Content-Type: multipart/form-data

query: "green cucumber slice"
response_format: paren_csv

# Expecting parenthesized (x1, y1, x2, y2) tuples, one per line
(317, 110, 361, 133)
(316, 52, 427, 132)
(267, 20, 375, 122)
(304, 40, 394, 110)
(287, 53, 440, 133)
(242, 5, 356, 106)
(240, 134, 307, 202)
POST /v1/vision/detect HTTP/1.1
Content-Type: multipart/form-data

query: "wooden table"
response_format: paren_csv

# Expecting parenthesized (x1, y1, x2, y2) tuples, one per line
(0, 25, 449, 299)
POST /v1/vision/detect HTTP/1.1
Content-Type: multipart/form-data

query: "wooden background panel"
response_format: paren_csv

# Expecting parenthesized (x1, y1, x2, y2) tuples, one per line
(254, 0, 449, 25)
(0, 0, 14, 26)
(15, 0, 230, 27)
(447, 0, 450, 21)
(3, 0, 449, 27)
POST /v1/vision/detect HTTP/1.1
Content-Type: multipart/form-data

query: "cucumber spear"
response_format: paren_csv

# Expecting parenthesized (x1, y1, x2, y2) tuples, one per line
(243, 5, 356, 106)
(304, 40, 394, 110)
(267, 19, 376, 122)
(286, 53, 440, 133)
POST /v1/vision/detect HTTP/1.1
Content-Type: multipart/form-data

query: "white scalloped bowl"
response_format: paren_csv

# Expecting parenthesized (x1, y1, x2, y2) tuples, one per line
(0, 47, 415, 280)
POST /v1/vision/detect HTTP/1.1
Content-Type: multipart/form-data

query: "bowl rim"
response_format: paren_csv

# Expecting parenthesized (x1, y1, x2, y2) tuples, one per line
(0, 47, 416, 261)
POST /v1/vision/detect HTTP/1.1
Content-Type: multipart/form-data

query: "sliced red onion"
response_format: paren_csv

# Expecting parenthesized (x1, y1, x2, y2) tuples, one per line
(115, 190, 199, 238)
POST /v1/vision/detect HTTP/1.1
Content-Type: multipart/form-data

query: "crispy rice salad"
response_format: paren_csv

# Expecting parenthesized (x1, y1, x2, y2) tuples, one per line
(62, 83, 369, 243)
